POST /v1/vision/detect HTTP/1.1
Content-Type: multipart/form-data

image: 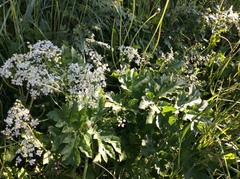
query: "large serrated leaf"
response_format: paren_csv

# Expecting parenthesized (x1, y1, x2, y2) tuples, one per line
(107, 138, 121, 154)
(51, 133, 68, 151)
(79, 145, 92, 158)
(61, 135, 81, 166)
(103, 143, 116, 159)
(62, 125, 75, 133)
(47, 109, 62, 122)
(98, 142, 108, 163)
(79, 133, 93, 158)
(61, 147, 81, 166)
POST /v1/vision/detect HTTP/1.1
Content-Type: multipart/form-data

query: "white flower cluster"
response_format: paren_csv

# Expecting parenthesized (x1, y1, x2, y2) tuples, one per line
(29, 40, 62, 62)
(0, 40, 109, 109)
(159, 49, 174, 62)
(86, 38, 114, 51)
(118, 46, 143, 66)
(1, 99, 43, 166)
(66, 49, 109, 108)
(0, 40, 62, 99)
(185, 51, 212, 66)
(205, 5, 239, 34)
(117, 116, 126, 128)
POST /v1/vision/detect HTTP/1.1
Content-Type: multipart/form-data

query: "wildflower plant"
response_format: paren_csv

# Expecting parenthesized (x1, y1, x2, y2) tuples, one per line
(204, 5, 239, 35)
(118, 46, 143, 67)
(65, 49, 109, 109)
(0, 40, 109, 108)
(0, 40, 62, 99)
(0, 39, 118, 177)
(1, 99, 43, 166)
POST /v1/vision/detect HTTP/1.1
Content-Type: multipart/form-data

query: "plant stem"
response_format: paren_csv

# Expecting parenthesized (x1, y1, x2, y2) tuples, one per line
(83, 157, 88, 179)
(123, 0, 136, 45)
(130, 10, 159, 47)
(94, 162, 117, 179)
(143, 0, 170, 58)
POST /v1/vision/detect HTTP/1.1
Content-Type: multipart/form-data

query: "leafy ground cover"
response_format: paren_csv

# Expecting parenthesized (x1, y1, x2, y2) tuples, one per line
(0, 0, 239, 178)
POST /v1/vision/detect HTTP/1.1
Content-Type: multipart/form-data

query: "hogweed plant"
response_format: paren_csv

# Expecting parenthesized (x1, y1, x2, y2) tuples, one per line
(0, 40, 120, 178)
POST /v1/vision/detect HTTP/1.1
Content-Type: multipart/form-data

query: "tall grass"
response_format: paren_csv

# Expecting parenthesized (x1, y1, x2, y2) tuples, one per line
(0, 0, 239, 178)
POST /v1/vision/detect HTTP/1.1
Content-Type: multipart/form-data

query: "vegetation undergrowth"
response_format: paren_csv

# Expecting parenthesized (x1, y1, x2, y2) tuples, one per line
(0, 0, 239, 178)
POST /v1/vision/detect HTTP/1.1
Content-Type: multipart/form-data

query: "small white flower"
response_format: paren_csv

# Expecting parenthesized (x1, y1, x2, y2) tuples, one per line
(16, 149, 21, 154)
(36, 150, 43, 157)
(30, 118, 39, 128)
(29, 153, 33, 158)
(204, 6, 239, 34)
(117, 116, 126, 128)
(29, 159, 36, 166)
(4, 117, 13, 126)
(2, 127, 12, 137)
(16, 156, 22, 165)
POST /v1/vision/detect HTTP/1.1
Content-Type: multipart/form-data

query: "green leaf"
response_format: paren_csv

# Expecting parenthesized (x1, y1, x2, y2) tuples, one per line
(51, 133, 68, 151)
(55, 120, 67, 128)
(61, 144, 73, 156)
(62, 125, 75, 133)
(139, 96, 153, 110)
(60, 134, 81, 165)
(161, 106, 177, 125)
(105, 101, 122, 112)
(5, 148, 16, 162)
(107, 136, 121, 154)
(62, 135, 74, 144)
(79, 133, 93, 158)
(98, 141, 108, 163)
(127, 98, 139, 113)
(62, 148, 81, 166)
(47, 109, 62, 122)
(146, 105, 160, 124)
(162, 106, 176, 114)
(154, 74, 185, 99)
(93, 153, 102, 163)
(168, 115, 177, 125)
(103, 143, 116, 159)
(119, 151, 127, 162)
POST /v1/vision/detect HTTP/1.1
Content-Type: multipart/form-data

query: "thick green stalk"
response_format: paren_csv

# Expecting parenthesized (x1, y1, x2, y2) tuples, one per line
(143, 0, 170, 58)
(122, 0, 136, 45)
(130, 9, 160, 47)
(82, 157, 89, 179)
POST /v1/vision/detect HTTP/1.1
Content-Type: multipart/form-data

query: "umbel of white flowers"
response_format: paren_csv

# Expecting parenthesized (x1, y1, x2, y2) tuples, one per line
(0, 40, 62, 99)
(0, 40, 109, 107)
(1, 99, 43, 166)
